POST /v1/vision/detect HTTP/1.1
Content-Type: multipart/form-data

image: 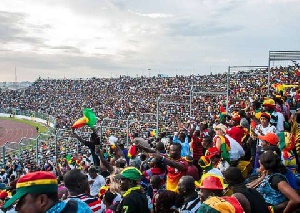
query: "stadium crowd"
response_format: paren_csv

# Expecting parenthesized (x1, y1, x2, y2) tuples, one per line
(0, 65, 300, 212)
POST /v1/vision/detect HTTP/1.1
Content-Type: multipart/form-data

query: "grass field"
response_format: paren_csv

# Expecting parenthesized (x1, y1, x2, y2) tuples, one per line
(0, 117, 48, 133)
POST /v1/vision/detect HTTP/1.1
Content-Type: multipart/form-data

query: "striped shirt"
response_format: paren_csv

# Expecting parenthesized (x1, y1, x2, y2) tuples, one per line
(68, 194, 102, 213)
(191, 135, 204, 160)
(179, 196, 201, 213)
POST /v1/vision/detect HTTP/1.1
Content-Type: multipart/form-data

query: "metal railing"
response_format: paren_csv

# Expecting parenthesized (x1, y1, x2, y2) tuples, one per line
(0, 108, 56, 128)
(1, 130, 63, 167)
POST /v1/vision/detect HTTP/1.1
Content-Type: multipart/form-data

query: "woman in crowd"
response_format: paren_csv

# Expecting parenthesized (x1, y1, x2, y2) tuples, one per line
(248, 150, 300, 213)
(213, 124, 230, 163)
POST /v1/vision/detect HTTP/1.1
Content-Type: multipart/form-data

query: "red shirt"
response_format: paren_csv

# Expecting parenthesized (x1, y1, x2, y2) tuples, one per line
(166, 158, 188, 192)
(191, 135, 204, 160)
(69, 194, 102, 212)
(226, 126, 245, 144)
(296, 94, 300, 102)
(186, 165, 199, 181)
(143, 167, 166, 184)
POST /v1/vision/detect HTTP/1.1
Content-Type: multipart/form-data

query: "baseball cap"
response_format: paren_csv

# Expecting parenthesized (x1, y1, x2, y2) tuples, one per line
(4, 171, 58, 209)
(258, 132, 279, 146)
(115, 167, 142, 181)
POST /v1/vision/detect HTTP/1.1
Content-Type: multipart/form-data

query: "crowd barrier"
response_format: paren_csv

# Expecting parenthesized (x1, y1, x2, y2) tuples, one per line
(0, 110, 57, 167)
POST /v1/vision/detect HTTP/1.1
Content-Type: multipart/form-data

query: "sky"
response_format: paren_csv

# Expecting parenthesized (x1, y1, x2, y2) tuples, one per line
(0, 0, 300, 82)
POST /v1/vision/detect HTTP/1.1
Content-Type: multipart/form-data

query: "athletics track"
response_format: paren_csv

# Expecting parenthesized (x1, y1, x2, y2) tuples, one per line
(0, 119, 37, 146)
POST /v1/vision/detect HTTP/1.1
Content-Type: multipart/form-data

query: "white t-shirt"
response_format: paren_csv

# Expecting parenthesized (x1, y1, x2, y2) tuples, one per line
(274, 111, 285, 133)
(88, 174, 106, 196)
(254, 124, 276, 147)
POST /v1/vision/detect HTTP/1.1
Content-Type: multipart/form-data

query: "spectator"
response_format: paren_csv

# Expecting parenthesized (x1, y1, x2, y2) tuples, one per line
(223, 167, 269, 213)
(258, 132, 279, 151)
(102, 191, 120, 213)
(178, 176, 201, 212)
(115, 167, 149, 213)
(140, 143, 188, 192)
(173, 132, 191, 157)
(184, 156, 199, 181)
(3, 171, 92, 212)
(262, 98, 285, 133)
(248, 151, 300, 212)
(226, 115, 246, 144)
(190, 129, 204, 164)
(143, 157, 166, 185)
(88, 167, 106, 197)
(72, 128, 101, 167)
(196, 173, 225, 203)
(252, 112, 276, 169)
(57, 176, 68, 200)
(213, 124, 230, 163)
(64, 169, 102, 212)
(201, 135, 213, 151)
(155, 190, 184, 213)
(150, 175, 165, 212)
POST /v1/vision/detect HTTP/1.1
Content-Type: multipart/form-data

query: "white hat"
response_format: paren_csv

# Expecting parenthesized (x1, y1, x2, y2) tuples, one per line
(214, 124, 227, 133)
